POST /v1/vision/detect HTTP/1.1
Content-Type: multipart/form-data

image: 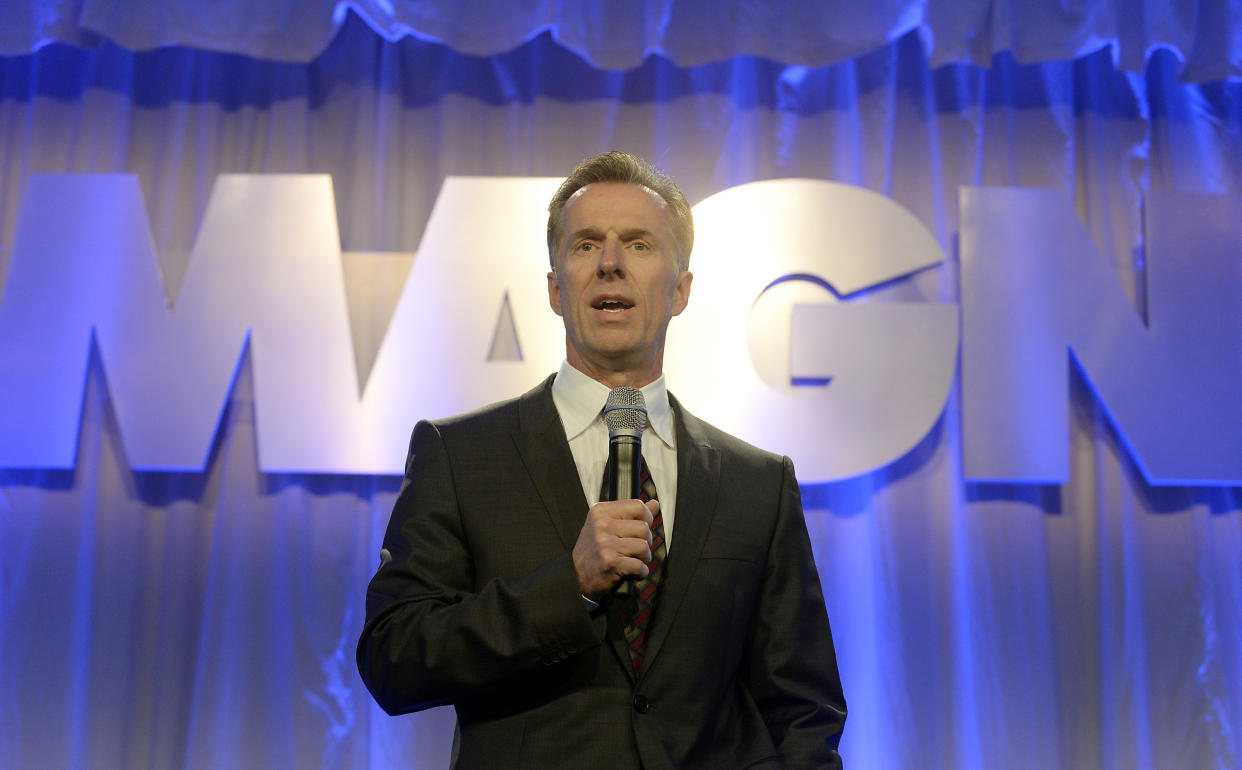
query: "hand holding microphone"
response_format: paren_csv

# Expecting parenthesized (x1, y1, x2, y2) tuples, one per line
(571, 387, 655, 600)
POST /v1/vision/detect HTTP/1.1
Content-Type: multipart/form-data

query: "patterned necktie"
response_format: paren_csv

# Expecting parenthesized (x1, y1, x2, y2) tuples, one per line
(600, 456, 667, 672)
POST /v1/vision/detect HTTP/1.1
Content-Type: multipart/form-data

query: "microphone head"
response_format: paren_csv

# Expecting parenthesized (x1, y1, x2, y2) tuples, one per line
(603, 386, 648, 434)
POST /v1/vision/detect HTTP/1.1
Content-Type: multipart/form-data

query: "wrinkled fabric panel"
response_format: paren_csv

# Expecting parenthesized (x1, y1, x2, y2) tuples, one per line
(0, 1, 1238, 78)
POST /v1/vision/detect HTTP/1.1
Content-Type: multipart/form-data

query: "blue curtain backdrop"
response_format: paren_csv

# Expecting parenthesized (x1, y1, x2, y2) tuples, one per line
(1, 2, 1241, 768)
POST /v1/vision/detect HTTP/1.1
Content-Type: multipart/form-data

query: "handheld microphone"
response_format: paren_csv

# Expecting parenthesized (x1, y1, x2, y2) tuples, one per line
(602, 386, 647, 598)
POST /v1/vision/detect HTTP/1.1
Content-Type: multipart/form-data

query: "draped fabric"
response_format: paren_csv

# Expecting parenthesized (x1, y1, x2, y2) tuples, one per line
(1, 4, 1241, 769)
(3, 0, 1242, 77)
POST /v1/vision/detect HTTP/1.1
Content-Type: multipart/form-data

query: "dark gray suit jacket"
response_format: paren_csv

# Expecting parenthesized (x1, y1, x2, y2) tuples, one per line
(357, 375, 846, 768)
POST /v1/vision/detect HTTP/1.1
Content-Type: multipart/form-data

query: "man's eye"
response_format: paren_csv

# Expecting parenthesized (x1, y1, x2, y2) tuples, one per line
(630, 242, 649, 252)
(576, 242, 597, 253)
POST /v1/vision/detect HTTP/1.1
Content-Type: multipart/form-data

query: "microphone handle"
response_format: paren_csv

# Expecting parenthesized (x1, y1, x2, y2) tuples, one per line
(606, 431, 642, 598)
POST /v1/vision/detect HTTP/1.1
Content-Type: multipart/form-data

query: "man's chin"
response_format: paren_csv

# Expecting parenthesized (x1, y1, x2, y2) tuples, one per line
(577, 334, 641, 360)
(569, 345, 652, 375)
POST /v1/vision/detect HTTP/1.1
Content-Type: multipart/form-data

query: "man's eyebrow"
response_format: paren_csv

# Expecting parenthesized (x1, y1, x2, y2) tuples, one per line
(617, 228, 655, 241)
(567, 227, 656, 242)
(567, 227, 605, 242)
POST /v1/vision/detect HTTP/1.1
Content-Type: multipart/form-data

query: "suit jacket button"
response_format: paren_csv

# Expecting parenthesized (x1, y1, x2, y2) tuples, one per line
(633, 695, 650, 714)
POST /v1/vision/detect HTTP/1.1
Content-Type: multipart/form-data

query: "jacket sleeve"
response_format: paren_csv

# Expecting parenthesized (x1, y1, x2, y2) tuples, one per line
(356, 419, 601, 715)
(743, 455, 847, 768)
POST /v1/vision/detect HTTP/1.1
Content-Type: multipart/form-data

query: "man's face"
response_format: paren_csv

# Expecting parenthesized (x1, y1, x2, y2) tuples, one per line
(547, 182, 693, 385)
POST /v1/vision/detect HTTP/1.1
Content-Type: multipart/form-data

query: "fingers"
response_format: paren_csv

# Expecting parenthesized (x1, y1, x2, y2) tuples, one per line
(584, 513, 653, 563)
(594, 498, 653, 525)
(592, 500, 653, 547)
(572, 500, 656, 598)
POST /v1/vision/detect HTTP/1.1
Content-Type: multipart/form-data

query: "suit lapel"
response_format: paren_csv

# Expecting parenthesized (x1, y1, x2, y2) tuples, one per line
(510, 378, 722, 682)
(638, 395, 720, 676)
(511, 375, 589, 550)
(511, 375, 636, 679)
(511, 376, 638, 679)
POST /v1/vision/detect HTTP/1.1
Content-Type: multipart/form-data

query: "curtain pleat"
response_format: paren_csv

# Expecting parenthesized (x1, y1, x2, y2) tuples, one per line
(0, 2, 1239, 79)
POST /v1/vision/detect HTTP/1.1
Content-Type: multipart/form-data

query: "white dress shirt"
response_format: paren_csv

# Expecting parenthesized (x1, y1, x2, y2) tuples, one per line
(551, 360, 679, 551)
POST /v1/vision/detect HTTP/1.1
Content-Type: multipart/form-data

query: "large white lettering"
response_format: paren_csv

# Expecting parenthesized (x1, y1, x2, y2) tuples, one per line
(2, 175, 1238, 483)
(664, 180, 956, 481)
(0, 174, 564, 473)
(959, 187, 1242, 485)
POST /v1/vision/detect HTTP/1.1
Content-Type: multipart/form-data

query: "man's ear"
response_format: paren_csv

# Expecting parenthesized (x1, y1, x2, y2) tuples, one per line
(671, 270, 693, 316)
(547, 271, 563, 316)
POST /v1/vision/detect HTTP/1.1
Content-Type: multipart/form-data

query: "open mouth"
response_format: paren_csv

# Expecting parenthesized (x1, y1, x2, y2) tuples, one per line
(592, 297, 634, 313)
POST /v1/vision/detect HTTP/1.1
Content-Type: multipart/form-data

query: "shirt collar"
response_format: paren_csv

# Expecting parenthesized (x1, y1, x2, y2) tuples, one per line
(552, 360, 675, 449)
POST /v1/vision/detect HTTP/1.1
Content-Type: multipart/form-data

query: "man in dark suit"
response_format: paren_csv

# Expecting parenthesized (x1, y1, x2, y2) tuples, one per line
(357, 151, 846, 768)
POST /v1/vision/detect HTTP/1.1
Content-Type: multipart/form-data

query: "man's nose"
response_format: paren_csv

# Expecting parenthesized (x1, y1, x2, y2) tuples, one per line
(595, 237, 625, 277)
